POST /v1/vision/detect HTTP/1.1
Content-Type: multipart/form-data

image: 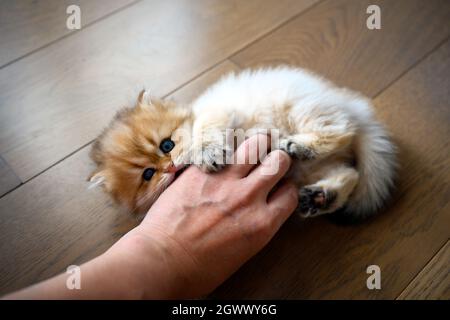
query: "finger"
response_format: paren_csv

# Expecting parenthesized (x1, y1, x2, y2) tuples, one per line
(247, 150, 292, 194)
(266, 182, 298, 231)
(225, 134, 270, 178)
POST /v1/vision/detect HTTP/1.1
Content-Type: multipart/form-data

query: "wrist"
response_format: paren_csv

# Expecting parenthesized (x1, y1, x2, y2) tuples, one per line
(108, 225, 193, 299)
(82, 250, 145, 299)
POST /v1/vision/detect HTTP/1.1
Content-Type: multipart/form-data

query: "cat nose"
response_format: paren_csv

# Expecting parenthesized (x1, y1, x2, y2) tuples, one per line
(164, 162, 177, 173)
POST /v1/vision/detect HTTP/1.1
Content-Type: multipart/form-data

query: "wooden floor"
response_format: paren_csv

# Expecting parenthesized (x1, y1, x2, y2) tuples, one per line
(0, 0, 449, 299)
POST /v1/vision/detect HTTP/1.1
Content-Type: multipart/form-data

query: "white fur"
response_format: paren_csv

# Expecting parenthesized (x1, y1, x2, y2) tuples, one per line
(190, 67, 397, 218)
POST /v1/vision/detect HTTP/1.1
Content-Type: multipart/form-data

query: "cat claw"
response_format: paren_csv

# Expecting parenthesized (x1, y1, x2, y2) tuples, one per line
(194, 146, 229, 173)
(279, 138, 316, 160)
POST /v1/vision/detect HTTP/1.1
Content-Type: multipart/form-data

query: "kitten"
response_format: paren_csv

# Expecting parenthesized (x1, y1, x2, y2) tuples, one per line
(90, 67, 397, 220)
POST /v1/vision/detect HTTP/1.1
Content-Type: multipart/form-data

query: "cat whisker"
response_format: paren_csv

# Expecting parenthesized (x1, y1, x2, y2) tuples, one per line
(134, 172, 174, 212)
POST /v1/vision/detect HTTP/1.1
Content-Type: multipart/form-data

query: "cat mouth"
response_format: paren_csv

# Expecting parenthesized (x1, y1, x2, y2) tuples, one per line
(164, 164, 187, 182)
(174, 165, 187, 179)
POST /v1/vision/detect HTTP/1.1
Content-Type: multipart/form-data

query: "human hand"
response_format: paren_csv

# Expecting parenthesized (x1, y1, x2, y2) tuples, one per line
(115, 134, 298, 298)
(3, 134, 298, 300)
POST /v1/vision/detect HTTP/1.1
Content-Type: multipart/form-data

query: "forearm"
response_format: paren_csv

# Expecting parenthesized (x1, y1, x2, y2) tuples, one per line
(3, 228, 180, 300)
(4, 253, 138, 299)
(4, 136, 296, 300)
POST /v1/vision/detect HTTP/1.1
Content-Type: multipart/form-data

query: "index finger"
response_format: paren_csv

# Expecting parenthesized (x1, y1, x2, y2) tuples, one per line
(224, 134, 270, 178)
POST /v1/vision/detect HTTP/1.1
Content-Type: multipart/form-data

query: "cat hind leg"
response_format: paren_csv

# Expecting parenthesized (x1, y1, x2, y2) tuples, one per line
(298, 166, 359, 218)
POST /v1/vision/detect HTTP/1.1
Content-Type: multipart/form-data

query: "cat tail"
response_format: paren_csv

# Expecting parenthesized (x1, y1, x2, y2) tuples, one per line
(334, 119, 398, 223)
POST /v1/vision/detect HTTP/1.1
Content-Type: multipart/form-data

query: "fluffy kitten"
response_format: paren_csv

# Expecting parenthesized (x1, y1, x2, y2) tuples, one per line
(90, 67, 397, 219)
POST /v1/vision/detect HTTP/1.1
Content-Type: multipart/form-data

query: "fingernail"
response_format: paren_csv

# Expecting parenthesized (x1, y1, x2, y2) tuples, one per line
(261, 152, 280, 176)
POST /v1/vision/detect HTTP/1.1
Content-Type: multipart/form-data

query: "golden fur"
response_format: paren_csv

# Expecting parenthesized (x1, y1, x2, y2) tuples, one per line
(90, 91, 192, 213)
(90, 67, 397, 220)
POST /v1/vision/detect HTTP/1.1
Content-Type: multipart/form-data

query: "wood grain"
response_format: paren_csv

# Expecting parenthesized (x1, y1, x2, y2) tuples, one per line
(0, 156, 21, 197)
(397, 241, 449, 300)
(0, 147, 138, 296)
(1, 0, 449, 300)
(0, 0, 137, 67)
(212, 39, 450, 299)
(167, 60, 241, 102)
(0, 0, 317, 182)
(0, 61, 239, 296)
(232, 0, 450, 98)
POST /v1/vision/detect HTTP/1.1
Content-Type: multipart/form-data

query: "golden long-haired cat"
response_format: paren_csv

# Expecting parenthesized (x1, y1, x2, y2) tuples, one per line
(90, 67, 397, 220)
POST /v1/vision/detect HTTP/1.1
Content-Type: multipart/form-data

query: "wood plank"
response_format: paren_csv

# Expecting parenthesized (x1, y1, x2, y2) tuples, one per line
(0, 156, 21, 197)
(0, 147, 137, 296)
(167, 61, 240, 102)
(232, 0, 450, 97)
(0, 0, 317, 182)
(0, 61, 239, 296)
(212, 40, 450, 299)
(397, 241, 449, 300)
(0, 0, 137, 67)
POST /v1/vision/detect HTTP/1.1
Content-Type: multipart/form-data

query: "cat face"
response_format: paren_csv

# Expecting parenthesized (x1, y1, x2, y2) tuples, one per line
(89, 91, 192, 213)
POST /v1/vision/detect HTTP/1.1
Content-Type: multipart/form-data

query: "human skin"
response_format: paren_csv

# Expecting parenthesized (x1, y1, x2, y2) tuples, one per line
(5, 134, 298, 299)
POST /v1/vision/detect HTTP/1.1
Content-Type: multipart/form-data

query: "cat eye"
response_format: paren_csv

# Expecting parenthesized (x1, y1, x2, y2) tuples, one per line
(160, 138, 175, 153)
(142, 168, 155, 181)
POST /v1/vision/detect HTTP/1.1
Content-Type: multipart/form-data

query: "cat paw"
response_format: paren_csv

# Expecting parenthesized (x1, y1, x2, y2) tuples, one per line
(279, 138, 316, 160)
(297, 186, 337, 218)
(193, 145, 229, 173)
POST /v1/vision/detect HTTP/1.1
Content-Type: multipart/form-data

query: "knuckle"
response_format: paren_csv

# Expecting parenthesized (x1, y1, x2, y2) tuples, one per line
(258, 222, 275, 238)
(241, 182, 262, 198)
(256, 215, 276, 235)
(269, 205, 286, 221)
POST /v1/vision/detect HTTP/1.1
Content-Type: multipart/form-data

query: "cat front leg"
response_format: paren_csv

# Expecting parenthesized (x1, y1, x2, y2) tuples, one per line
(279, 134, 317, 160)
(190, 128, 231, 172)
(189, 111, 237, 172)
(279, 129, 355, 161)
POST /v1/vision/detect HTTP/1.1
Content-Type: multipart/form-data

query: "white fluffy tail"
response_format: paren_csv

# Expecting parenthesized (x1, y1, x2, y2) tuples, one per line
(345, 120, 397, 219)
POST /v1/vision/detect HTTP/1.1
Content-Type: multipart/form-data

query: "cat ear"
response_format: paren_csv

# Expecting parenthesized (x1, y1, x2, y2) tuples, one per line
(137, 89, 154, 110)
(88, 170, 109, 190)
